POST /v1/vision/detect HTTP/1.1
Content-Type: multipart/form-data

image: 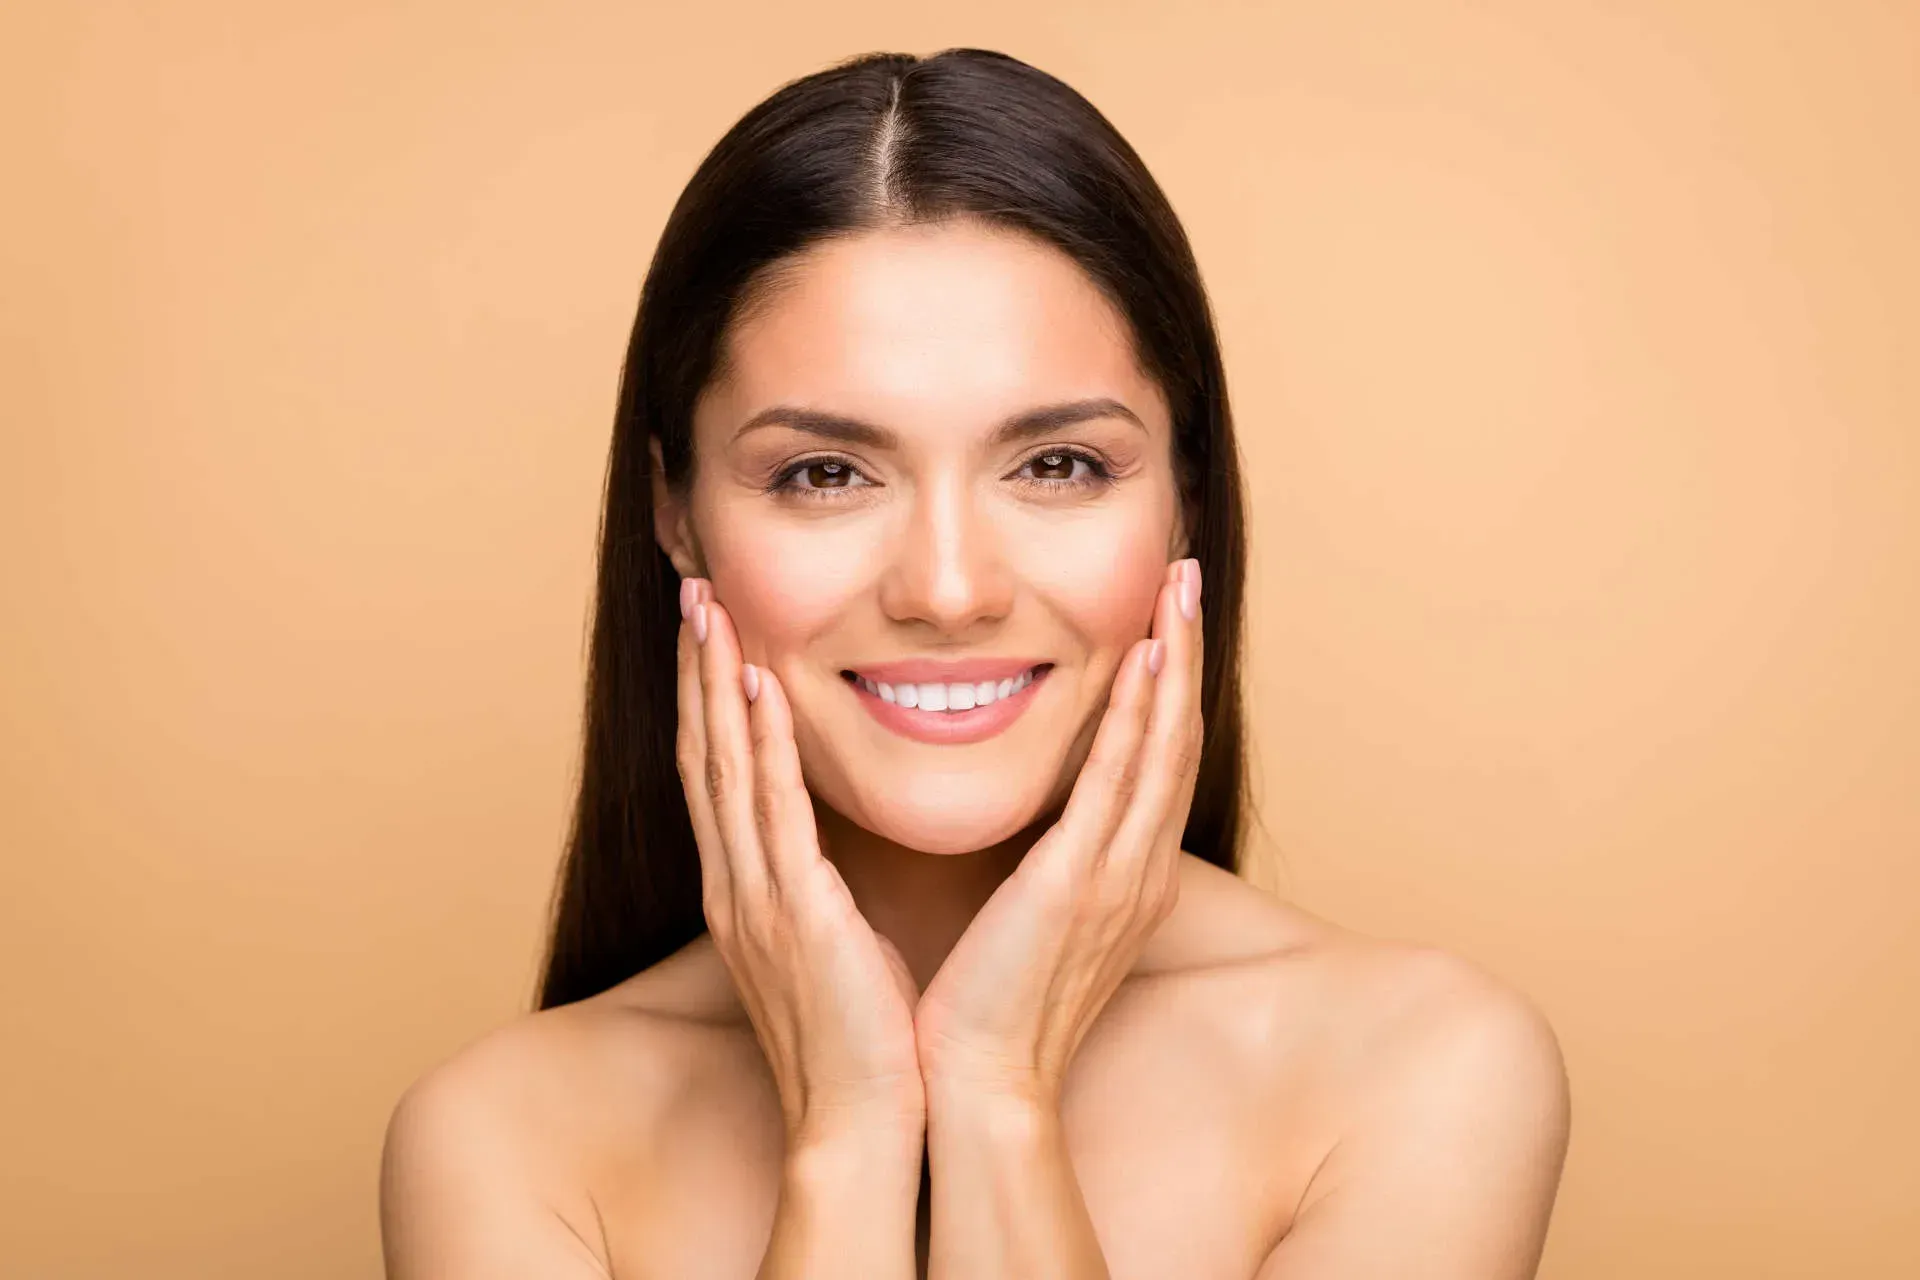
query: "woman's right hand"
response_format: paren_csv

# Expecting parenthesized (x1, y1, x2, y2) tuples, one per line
(675, 577, 926, 1152)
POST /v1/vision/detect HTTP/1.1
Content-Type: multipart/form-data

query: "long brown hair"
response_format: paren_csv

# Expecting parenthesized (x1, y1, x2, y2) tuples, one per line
(536, 48, 1250, 1010)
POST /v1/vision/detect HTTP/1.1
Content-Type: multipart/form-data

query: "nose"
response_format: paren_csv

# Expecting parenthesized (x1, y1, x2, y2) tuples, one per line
(875, 471, 1014, 634)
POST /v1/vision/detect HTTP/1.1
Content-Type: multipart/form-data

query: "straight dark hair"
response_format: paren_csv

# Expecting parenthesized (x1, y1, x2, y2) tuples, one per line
(536, 48, 1250, 1011)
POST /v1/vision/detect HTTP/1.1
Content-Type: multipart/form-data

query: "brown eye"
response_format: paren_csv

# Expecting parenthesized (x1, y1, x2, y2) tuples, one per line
(767, 455, 872, 500)
(1008, 447, 1114, 494)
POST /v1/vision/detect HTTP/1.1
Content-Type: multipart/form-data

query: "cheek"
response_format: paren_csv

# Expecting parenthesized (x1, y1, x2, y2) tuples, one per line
(698, 516, 859, 660)
(1013, 509, 1168, 647)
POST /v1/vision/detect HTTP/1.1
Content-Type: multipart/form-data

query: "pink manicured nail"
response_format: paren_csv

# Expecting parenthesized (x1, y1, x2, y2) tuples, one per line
(741, 663, 760, 702)
(1183, 558, 1201, 587)
(1178, 579, 1198, 621)
(680, 578, 697, 619)
(1147, 639, 1166, 675)
(692, 603, 708, 644)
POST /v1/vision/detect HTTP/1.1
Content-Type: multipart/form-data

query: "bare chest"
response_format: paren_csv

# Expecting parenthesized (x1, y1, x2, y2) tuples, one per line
(593, 982, 1329, 1280)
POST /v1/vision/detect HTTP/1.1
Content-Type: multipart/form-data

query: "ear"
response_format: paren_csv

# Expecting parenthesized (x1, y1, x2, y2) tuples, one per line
(648, 436, 704, 579)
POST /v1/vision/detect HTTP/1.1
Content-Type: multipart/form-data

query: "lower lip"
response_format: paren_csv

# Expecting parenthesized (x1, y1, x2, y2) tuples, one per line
(846, 667, 1051, 745)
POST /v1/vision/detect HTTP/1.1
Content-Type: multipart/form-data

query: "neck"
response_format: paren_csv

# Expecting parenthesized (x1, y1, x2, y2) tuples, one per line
(812, 799, 1049, 994)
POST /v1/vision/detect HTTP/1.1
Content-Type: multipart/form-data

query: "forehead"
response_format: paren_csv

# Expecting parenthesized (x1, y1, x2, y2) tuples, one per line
(702, 220, 1167, 440)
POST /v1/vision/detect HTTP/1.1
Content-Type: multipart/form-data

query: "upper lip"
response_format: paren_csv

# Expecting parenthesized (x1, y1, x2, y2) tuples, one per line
(844, 658, 1051, 684)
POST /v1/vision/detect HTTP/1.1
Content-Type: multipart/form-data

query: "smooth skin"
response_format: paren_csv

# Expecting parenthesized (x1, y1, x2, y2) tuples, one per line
(379, 219, 1570, 1279)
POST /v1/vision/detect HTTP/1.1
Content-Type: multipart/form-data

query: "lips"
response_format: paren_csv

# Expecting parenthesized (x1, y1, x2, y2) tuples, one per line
(842, 663, 1053, 745)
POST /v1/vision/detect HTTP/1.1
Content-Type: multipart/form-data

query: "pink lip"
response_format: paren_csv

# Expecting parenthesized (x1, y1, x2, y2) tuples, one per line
(845, 665, 1052, 745)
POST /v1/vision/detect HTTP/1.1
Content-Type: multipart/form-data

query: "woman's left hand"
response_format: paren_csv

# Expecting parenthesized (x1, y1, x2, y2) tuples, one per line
(913, 557, 1206, 1111)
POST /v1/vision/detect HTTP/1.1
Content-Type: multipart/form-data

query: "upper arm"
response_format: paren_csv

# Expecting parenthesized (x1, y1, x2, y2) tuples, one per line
(1256, 956, 1572, 1280)
(379, 1052, 614, 1280)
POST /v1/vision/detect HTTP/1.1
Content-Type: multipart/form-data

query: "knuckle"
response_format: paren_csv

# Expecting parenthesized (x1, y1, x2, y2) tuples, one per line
(1100, 753, 1139, 804)
(704, 752, 731, 803)
(1174, 726, 1203, 777)
(752, 757, 785, 814)
(675, 729, 701, 780)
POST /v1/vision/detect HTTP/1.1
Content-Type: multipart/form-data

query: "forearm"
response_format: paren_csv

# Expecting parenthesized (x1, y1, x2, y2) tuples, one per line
(759, 1119, 926, 1280)
(924, 1086, 1108, 1280)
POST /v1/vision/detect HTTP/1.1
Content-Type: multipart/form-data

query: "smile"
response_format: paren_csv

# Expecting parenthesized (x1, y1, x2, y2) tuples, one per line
(839, 663, 1053, 745)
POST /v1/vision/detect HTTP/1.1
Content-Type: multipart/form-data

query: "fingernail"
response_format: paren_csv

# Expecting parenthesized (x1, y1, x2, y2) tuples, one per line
(1147, 639, 1166, 675)
(1178, 580, 1198, 621)
(679, 578, 697, 619)
(1182, 558, 1201, 587)
(741, 663, 760, 702)
(692, 602, 708, 644)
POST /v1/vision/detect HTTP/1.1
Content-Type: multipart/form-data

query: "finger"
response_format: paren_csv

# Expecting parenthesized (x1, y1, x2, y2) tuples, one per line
(696, 593, 770, 906)
(1148, 551, 1198, 858)
(1048, 629, 1161, 875)
(1111, 559, 1204, 884)
(676, 580, 732, 919)
(1159, 557, 1206, 867)
(742, 660, 823, 890)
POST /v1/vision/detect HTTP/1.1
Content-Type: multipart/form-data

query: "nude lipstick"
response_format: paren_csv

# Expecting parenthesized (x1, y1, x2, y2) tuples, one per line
(841, 659, 1053, 746)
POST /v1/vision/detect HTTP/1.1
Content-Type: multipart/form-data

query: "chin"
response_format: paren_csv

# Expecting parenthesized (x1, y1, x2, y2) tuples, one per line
(846, 776, 1055, 856)
(864, 805, 1036, 855)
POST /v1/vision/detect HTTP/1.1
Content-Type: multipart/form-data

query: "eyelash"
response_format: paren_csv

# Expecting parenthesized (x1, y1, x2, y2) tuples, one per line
(765, 447, 1117, 502)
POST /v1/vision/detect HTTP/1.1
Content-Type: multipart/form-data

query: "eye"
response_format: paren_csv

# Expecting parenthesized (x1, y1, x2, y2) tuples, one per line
(765, 446, 1117, 502)
(1012, 447, 1115, 492)
(766, 455, 874, 500)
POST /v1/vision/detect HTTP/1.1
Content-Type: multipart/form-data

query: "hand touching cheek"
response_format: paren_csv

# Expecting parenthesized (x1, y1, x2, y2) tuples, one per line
(912, 558, 1205, 1108)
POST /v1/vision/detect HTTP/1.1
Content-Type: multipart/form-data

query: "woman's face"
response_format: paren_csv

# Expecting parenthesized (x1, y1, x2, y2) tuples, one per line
(656, 218, 1185, 855)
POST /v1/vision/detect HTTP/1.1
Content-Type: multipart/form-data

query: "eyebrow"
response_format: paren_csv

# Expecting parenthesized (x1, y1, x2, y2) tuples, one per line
(730, 396, 1148, 449)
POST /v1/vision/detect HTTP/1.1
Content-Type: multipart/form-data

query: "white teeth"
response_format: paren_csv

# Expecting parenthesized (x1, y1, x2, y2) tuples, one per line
(856, 667, 1043, 713)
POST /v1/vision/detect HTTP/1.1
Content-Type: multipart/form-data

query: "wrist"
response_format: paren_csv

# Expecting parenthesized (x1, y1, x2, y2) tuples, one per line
(788, 1097, 925, 1166)
(769, 1109, 924, 1278)
(783, 1113, 925, 1211)
(923, 1064, 1056, 1115)
(924, 1073, 1059, 1144)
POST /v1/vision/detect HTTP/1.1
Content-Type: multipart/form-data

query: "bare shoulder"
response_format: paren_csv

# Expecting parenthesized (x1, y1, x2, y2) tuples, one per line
(379, 938, 748, 1278)
(1149, 854, 1571, 1270)
(1152, 852, 1568, 1096)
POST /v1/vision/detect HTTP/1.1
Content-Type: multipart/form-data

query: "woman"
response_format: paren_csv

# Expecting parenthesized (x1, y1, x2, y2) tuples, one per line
(380, 47, 1570, 1279)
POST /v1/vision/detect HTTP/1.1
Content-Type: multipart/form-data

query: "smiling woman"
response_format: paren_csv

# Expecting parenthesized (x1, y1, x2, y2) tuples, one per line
(378, 47, 1569, 1280)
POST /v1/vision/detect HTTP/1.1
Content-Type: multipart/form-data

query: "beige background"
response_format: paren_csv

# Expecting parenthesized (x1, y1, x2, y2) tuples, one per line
(4, 2, 1916, 1276)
